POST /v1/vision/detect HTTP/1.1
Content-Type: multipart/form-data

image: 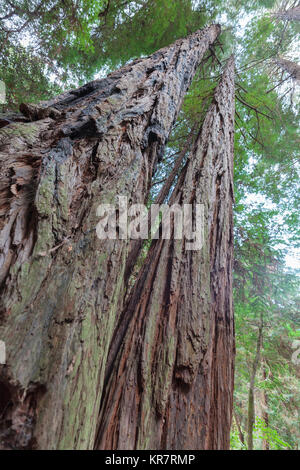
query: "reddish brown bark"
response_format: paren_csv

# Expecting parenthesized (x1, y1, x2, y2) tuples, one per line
(124, 127, 196, 283)
(0, 26, 220, 449)
(95, 57, 235, 450)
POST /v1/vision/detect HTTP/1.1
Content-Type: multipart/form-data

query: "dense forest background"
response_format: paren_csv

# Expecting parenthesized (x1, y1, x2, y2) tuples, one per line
(0, 0, 299, 450)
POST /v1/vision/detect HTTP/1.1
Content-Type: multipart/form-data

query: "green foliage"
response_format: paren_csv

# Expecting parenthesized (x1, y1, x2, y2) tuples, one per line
(231, 418, 293, 450)
(286, 324, 300, 338)
(0, 36, 62, 110)
(233, 221, 300, 449)
(253, 418, 292, 449)
(230, 427, 247, 450)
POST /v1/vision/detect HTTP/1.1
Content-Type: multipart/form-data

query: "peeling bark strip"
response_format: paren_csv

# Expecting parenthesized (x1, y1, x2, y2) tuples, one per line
(95, 57, 235, 450)
(0, 26, 220, 449)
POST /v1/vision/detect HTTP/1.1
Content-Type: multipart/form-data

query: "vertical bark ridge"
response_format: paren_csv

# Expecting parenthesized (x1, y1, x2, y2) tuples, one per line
(95, 56, 235, 450)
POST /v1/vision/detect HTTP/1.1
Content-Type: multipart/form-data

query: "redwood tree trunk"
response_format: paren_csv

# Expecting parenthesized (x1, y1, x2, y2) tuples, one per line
(0, 26, 220, 450)
(95, 57, 235, 450)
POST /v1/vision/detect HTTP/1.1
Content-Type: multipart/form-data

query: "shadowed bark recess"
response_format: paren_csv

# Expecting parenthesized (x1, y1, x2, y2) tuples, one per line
(0, 25, 221, 450)
(95, 57, 235, 450)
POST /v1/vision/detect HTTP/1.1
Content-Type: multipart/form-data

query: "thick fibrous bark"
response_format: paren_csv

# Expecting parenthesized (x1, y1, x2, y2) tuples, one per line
(124, 128, 195, 283)
(95, 57, 235, 450)
(0, 25, 220, 450)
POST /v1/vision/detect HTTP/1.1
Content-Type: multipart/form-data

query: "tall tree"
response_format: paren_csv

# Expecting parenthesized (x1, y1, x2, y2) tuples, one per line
(95, 57, 235, 450)
(274, 4, 300, 22)
(0, 26, 220, 450)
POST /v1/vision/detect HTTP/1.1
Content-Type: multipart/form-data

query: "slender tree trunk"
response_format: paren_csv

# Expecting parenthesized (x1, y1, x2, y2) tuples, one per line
(262, 360, 270, 450)
(0, 25, 220, 450)
(247, 313, 263, 450)
(233, 408, 245, 446)
(95, 57, 235, 450)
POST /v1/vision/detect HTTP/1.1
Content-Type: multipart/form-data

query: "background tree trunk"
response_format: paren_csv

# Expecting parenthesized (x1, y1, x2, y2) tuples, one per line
(0, 25, 220, 450)
(233, 409, 245, 446)
(274, 6, 300, 22)
(262, 360, 270, 450)
(247, 313, 263, 450)
(95, 57, 235, 450)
